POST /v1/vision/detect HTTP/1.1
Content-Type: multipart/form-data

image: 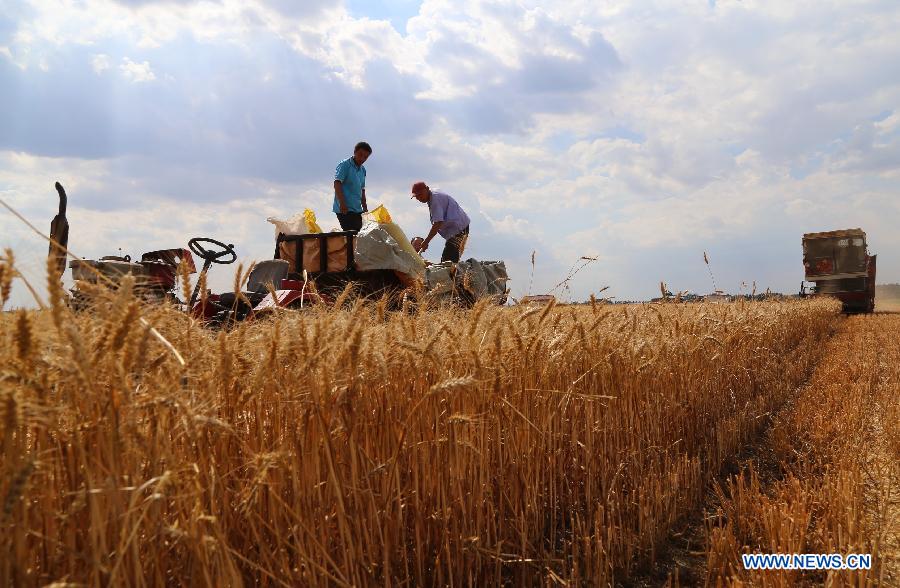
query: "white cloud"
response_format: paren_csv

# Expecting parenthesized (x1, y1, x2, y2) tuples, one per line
(483, 212, 539, 239)
(91, 53, 110, 74)
(875, 112, 900, 133)
(136, 34, 161, 49)
(119, 57, 156, 82)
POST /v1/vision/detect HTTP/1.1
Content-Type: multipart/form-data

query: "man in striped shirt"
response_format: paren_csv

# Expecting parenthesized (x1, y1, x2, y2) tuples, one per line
(410, 181, 470, 263)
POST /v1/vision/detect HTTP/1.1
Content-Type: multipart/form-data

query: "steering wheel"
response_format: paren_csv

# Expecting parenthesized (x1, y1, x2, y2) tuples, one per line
(188, 237, 237, 265)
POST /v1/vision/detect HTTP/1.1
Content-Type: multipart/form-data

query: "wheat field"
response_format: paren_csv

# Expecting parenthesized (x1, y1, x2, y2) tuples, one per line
(0, 259, 896, 585)
(699, 313, 900, 587)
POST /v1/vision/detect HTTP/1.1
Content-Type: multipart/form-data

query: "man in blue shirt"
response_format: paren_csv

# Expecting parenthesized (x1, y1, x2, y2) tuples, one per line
(410, 181, 471, 263)
(333, 141, 372, 232)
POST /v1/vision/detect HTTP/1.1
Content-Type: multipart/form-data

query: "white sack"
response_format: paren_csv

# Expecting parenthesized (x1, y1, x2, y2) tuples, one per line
(267, 214, 310, 237)
(354, 224, 426, 279)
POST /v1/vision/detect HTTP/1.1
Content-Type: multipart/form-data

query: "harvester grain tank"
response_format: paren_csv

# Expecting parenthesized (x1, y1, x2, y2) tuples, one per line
(801, 228, 876, 313)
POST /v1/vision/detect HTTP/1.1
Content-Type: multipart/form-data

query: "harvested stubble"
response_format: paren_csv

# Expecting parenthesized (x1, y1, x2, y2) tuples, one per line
(703, 313, 900, 587)
(0, 273, 840, 586)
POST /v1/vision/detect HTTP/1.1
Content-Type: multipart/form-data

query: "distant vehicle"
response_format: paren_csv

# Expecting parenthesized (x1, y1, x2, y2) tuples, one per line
(650, 291, 702, 303)
(703, 292, 730, 303)
(519, 294, 555, 305)
(801, 228, 876, 313)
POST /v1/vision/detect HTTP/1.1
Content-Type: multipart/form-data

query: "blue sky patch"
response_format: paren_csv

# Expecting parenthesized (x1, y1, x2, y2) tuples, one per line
(345, 0, 422, 34)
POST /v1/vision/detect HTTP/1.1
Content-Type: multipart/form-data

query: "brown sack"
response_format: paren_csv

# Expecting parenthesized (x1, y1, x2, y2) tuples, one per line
(278, 233, 352, 274)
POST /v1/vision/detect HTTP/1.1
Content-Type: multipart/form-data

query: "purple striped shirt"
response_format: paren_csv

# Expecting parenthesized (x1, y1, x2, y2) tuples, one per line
(428, 191, 470, 239)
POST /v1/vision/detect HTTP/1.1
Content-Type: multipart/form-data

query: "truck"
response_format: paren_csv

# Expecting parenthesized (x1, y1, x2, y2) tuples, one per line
(801, 228, 876, 313)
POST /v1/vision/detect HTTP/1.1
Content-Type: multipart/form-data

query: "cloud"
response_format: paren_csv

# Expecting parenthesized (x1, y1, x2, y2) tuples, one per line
(407, 4, 622, 135)
(91, 53, 111, 74)
(483, 212, 539, 239)
(111, 0, 209, 5)
(257, 0, 333, 19)
(119, 57, 156, 82)
(0, 37, 442, 184)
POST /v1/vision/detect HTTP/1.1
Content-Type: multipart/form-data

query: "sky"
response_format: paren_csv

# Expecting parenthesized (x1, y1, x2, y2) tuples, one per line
(1, 0, 899, 307)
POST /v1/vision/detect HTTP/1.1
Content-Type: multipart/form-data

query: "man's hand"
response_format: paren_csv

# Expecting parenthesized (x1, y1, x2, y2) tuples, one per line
(422, 222, 441, 253)
(340, 203, 348, 214)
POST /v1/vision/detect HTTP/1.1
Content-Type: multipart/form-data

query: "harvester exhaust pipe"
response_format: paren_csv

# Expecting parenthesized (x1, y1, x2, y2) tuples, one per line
(48, 182, 70, 283)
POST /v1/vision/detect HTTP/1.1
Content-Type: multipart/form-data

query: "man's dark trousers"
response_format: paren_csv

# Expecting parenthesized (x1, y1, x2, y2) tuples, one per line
(336, 212, 362, 232)
(441, 225, 470, 263)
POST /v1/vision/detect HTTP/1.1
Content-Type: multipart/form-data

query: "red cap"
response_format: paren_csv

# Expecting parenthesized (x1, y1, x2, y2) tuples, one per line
(411, 181, 429, 197)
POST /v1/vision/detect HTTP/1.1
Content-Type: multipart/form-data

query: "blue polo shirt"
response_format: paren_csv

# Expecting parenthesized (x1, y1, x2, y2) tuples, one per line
(333, 156, 366, 214)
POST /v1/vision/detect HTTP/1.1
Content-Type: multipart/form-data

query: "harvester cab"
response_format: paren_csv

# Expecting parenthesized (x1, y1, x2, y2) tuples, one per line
(801, 228, 876, 313)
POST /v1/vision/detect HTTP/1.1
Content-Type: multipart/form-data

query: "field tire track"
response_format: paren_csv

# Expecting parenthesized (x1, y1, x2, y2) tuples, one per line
(631, 313, 900, 586)
(620, 317, 841, 587)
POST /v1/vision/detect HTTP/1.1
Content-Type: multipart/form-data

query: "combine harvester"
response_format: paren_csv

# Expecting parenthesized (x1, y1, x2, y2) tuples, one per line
(801, 228, 876, 313)
(49, 184, 508, 325)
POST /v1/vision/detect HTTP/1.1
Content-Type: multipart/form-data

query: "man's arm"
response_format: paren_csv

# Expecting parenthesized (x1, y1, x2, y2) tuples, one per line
(420, 221, 443, 251)
(333, 180, 348, 214)
(334, 161, 349, 214)
(361, 188, 367, 213)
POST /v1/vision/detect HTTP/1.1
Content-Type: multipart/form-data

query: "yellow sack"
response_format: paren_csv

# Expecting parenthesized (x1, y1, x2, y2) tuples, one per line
(369, 204, 392, 224)
(363, 205, 425, 271)
(303, 208, 322, 233)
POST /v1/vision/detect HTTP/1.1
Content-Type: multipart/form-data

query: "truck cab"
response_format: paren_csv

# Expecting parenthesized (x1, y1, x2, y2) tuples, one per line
(802, 228, 876, 313)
